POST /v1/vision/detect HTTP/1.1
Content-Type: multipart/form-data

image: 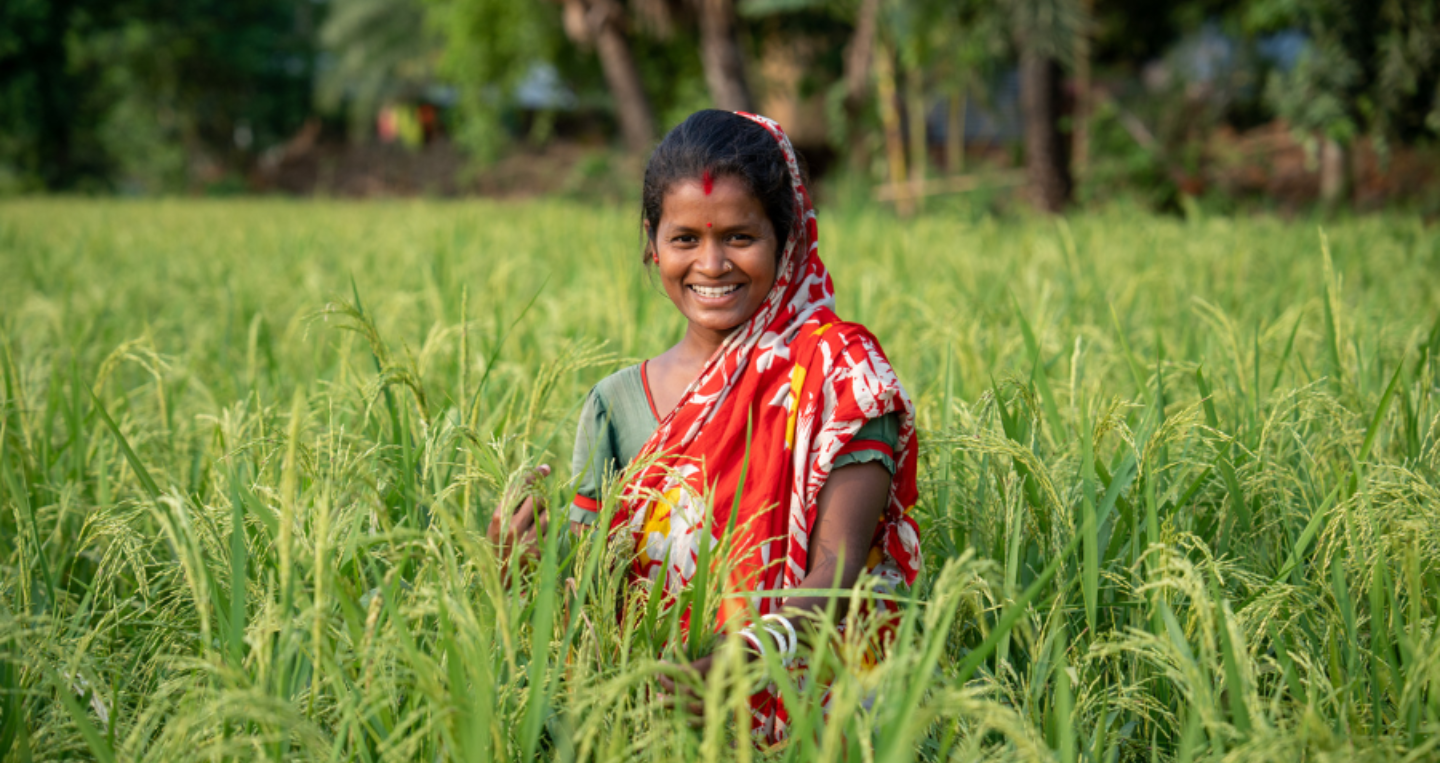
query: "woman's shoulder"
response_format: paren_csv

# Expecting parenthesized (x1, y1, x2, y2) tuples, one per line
(808, 316, 886, 353)
(586, 362, 645, 409)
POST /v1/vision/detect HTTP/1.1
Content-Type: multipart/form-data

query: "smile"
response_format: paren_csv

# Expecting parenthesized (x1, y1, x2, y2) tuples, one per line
(689, 284, 741, 298)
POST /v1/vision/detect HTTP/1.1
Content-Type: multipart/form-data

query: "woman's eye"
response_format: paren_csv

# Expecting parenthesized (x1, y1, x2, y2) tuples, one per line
(728, 234, 755, 244)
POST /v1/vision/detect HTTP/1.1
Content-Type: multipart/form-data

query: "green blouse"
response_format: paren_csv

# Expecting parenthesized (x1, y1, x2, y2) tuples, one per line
(568, 363, 899, 525)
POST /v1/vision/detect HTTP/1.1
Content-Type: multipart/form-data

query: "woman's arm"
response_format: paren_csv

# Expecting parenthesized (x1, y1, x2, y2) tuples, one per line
(784, 460, 892, 617)
(656, 461, 891, 715)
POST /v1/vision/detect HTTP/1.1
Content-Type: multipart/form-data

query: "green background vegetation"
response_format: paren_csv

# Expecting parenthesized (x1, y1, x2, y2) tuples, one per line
(2, 200, 1439, 760)
(3, 0, 1438, 214)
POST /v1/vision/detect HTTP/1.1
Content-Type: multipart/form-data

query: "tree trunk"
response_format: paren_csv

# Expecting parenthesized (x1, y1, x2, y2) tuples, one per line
(905, 67, 927, 212)
(574, 0, 656, 153)
(35, 0, 79, 189)
(1072, 0, 1093, 182)
(947, 87, 965, 175)
(1319, 136, 1348, 207)
(1020, 46, 1071, 213)
(697, 0, 754, 113)
(874, 44, 912, 216)
(842, 0, 880, 174)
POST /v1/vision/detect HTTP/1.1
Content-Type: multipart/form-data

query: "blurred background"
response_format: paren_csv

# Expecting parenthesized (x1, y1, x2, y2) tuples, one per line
(2, 0, 1437, 215)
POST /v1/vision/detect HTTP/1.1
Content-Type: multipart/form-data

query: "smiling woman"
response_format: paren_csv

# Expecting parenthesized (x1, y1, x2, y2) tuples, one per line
(487, 110, 920, 743)
(648, 173, 778, 413)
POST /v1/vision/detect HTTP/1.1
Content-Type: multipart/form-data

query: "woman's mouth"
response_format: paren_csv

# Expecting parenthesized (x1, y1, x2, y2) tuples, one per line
(688, 283, 741, 299)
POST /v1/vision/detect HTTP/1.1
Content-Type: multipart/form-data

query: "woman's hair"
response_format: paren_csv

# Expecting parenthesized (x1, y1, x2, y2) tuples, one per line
(641, 110, 808, 262)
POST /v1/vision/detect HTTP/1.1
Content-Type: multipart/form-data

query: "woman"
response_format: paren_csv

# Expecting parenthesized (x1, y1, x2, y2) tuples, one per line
(489, 110, 921, 742)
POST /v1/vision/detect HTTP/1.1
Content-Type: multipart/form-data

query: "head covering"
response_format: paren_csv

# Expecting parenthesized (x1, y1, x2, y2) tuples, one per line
(617, 112, 921, 740)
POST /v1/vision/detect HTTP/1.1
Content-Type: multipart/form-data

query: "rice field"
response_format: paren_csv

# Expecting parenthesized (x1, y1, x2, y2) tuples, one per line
(1, 197, 1439, 762)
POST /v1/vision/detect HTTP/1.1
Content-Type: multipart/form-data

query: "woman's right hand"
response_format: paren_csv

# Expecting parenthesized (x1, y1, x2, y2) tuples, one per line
(487, 464, 551, 569)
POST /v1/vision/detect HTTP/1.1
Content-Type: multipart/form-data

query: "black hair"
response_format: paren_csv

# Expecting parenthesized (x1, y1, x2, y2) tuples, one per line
(641, 110, 808, 263)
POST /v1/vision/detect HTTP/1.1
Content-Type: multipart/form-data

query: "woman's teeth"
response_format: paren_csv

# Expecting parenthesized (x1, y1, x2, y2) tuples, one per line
(690, 284, 740, 298)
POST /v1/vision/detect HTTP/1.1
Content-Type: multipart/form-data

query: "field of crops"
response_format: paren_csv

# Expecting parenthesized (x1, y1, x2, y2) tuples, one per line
(2, 198, 1439, 762)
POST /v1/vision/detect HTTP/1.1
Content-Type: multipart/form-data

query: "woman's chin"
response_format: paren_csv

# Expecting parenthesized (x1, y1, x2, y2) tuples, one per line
(678, 301, 754, 333)
(685, 313, 750, 337)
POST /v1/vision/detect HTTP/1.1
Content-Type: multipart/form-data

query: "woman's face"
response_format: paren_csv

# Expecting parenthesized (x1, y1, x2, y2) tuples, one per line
(652, 174, 779, 340)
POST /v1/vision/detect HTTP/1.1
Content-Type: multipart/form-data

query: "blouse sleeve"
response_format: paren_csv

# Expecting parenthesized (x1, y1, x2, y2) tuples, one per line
(832, 411, 900, 475)
(569, 387, 614, 525)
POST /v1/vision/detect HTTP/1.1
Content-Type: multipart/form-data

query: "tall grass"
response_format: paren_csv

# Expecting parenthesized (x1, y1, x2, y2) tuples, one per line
(1, 198, 1438, 761)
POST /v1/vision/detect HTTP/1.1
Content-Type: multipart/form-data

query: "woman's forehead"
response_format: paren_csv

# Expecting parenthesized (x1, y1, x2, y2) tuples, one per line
(660, 176, 767, 222)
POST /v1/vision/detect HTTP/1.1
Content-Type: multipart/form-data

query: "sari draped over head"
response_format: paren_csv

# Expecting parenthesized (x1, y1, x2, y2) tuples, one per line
(612, 112, 921, 742)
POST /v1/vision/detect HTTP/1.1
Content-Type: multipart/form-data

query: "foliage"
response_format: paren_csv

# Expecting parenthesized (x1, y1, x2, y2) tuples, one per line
(422, 0, 565, 162)
(0, 0, 319, 193)
(0, 0, 126, 191)
(318, 0, 441, 139)
(1246, 0, 1440, 146)
(2, 199, 1440, 760)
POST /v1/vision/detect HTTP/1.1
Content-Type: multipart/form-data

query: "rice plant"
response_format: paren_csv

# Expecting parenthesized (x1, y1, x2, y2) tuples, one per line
(1, 198, 1438, 762)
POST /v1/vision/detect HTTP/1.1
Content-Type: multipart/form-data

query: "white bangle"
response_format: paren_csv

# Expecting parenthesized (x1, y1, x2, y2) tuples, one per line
(740, 614, 797, 667)
(760, 614, 798, 659)
(738, 629, 766, 657)
(761, 626, 788, 656)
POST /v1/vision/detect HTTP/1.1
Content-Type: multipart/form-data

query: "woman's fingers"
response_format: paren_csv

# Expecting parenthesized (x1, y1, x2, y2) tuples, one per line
(486, 504, 505, 544)
(523, 463, 552, 487)
(517, 506, 543, 560)
(655, 660, 708, 725)
(511, 495, 536, 535)
(486, 464, 553, 574)
(654, 688, 705, 725)
(488, 463, 551, 543)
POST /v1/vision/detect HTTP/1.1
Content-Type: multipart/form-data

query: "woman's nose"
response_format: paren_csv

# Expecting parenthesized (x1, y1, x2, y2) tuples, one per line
(694, 238, 729, 277)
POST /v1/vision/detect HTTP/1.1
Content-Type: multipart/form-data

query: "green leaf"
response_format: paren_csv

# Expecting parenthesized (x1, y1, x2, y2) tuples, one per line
(1110, 303, 1151, 404)
(954, 519, 1088, 686)
(90, 389, 162, 504)
(1080, 402, 1099, 633)
(1210, 575, 1253, 735)
(1320, 231, 1345, 395)
(45, 667, 115, 763)
(1054, 627, 1076, 763)
(1358, 355, 1405, 466)
(1011, 291, 1067, 441)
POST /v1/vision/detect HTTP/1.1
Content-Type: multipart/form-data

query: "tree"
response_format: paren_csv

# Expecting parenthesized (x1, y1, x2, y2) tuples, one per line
(1, 0, 319, 191)
(841, 0, 881, 172)
(1247, 0, 1440, 205)
(1008, 0, 1083, 213)
(0, 0, 101, 189)
(561, 0, 657, 152)
(697, 0, 755, 112)
(318, 0, 440, 139)
(426, 0, 569, 160)
(739, 0, 882, 172)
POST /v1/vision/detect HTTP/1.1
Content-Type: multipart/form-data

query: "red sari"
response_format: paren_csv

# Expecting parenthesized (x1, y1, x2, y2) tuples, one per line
(613, 112, 921, 741)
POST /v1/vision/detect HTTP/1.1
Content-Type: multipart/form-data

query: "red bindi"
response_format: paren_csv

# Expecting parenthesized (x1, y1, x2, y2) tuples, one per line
(706, 222, 712, 228)
(702, 169, 713, 195)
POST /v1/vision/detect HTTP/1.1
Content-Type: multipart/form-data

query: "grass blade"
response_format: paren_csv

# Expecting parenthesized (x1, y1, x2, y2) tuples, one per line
(45, 667, 114, 763)
(90, 389, 162, 504)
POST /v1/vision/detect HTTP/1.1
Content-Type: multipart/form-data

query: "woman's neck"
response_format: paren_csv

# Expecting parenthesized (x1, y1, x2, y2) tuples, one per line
(673, 322, 730, 367)
(646, 323, 733, 420)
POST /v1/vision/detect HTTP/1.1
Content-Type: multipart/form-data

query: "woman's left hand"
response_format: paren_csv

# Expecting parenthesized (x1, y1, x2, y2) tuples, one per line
(655, 655, 715, 725)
